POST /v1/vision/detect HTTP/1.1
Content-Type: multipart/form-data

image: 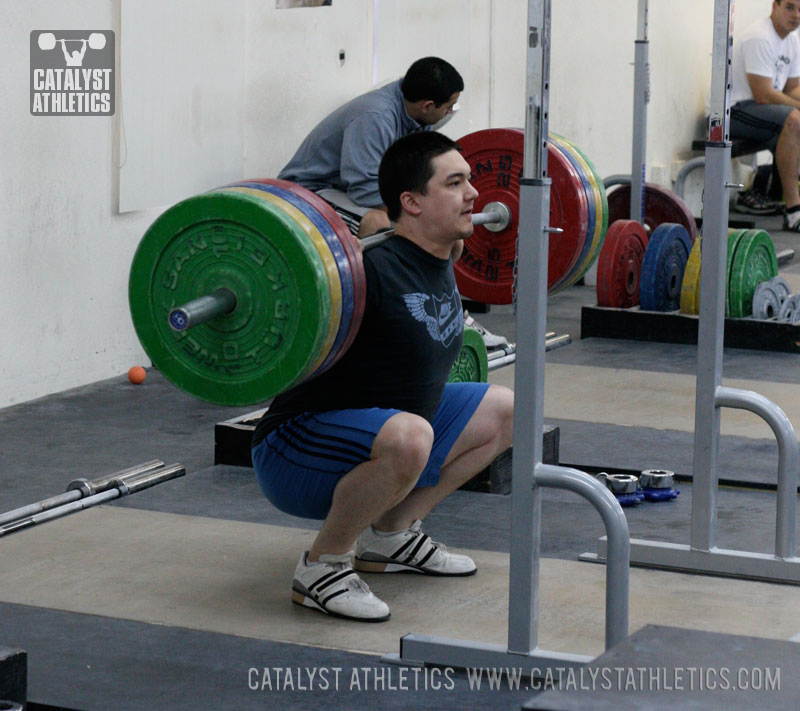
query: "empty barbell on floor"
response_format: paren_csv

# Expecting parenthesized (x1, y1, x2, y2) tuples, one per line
(0, 459, 166, 528)
(0, 462, 185, 537)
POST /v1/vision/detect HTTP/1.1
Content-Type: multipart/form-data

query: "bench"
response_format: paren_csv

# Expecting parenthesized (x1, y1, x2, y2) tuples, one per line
(674, 138, 771, 198)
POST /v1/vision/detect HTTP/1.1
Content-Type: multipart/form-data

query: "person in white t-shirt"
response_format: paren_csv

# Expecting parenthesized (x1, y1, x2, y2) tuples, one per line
(730, 0, 800, 229)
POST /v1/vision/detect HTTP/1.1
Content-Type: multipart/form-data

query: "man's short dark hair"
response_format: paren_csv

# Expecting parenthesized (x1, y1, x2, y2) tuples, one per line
(400, 57, 464, 106)
(378, 132, 461, 221)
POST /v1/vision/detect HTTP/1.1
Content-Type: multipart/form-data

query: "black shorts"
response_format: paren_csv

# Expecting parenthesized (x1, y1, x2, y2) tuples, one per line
(730, 101, 794, 152)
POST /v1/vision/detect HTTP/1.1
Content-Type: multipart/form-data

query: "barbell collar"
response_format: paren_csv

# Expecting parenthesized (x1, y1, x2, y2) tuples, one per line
(473, 202, 512, 232)
(168, 288, 236, 332)
(66, 459, 166, 497)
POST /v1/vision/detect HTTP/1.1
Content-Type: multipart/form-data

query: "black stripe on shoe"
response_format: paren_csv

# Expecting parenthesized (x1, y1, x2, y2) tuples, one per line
(402, 534, 430, 565)
(309, 570, 353, 593)
(391, 535, 418, 560)
(415, 546, 437, 568)
(320, 588, 347, 607)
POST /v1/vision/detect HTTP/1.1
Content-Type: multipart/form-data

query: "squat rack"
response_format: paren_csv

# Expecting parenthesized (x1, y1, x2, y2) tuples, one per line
(386, 0, 800, 676)
(385, 0, 631, 674)
(584, 0, 800, 583)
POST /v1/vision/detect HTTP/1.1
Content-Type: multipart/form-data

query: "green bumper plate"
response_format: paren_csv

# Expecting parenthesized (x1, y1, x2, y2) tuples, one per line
(725, 229, 747, 317)
(728, 229, 778, 318)
(448, 327, 489, 383)
(129, 191, 331, 406)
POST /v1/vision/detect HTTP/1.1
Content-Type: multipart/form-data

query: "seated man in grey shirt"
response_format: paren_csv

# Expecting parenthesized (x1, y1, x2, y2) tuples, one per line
(278, 57, 462, 237)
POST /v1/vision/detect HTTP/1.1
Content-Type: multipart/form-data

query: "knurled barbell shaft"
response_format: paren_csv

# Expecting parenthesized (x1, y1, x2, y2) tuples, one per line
(360, 206, 510, 252)
(168, 288, 236, 332)
(166, 206, 511, 334)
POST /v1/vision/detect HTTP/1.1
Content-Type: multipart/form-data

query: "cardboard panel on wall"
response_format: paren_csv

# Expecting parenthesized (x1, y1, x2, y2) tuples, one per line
(118, 0, 245, 212)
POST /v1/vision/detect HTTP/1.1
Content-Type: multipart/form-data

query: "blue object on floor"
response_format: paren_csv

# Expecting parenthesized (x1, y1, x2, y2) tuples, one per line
(641, 487, 680, 502)
(615, 491, 645, 507)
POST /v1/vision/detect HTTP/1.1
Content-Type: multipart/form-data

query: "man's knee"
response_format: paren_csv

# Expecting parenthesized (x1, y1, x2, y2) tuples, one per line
(357, 209, 392, 238)
(373, 412, 434, 484)
(781, 110, 800, 140)
(482, 385, 514, 449)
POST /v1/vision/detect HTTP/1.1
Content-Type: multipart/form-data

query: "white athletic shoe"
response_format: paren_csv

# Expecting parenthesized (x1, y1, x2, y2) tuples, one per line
(291, 551, 390, 622)
(784, 207, 800, 232)
(464, 311, 509, 348)
(355, 520, 477, 576)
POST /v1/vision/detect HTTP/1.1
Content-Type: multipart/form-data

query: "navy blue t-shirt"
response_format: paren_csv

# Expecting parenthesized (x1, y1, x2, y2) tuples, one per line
(252, 235, 463, 446)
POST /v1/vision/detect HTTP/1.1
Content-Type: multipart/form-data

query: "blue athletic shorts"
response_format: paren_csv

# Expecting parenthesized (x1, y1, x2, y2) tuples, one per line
(251, 382, 490, 520)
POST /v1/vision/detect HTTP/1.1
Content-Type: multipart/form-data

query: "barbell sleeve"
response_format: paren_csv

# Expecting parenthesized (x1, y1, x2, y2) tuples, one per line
(168, 288, 237, 332)
(471, 212, 501, 225)
(114, 463, 185, 495)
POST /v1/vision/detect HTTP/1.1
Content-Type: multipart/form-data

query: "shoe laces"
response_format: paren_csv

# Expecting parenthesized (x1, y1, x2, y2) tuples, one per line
(407, 520, 448, 559)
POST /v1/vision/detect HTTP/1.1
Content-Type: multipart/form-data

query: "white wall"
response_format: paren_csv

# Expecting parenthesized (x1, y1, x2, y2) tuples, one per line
(2, 1, 161, 408)
(243, 0, 373, 178)
(0, 0, 775, 408)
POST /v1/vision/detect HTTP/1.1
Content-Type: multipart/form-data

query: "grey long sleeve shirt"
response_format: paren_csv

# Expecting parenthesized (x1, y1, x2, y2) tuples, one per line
(277, 80, 427, 208)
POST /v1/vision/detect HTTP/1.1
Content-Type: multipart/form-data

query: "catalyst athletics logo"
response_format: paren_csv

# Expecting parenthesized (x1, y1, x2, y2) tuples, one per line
(30, 30, 114, 116)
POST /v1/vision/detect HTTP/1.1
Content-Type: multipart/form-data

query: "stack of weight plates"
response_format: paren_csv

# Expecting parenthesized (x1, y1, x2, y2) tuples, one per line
(752, 276, 791, 320)
(454, 128, 608, 304)
(129, 179, 365, 406)
(679, 228, 779, 318)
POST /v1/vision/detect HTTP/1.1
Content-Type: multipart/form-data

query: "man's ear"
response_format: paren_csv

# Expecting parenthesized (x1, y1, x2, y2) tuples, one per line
(417, 99, 436, 117)
(400, 190, 423, 216)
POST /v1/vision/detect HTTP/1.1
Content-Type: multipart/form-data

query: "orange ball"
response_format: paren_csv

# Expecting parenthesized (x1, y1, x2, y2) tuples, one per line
(128, 366, 146, 384)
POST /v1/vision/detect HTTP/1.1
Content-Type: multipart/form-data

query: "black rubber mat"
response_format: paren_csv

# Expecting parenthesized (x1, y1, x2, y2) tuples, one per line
(0, 602, 530, 711)
(523, 624, 799, 710)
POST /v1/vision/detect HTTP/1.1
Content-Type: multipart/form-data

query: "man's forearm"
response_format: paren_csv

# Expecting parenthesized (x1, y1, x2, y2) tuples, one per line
(785, 85, 800, 106)
(757, 87, 800, 110)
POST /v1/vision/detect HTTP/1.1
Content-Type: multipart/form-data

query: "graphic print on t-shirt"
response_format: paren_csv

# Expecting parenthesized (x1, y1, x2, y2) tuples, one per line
(403, 290, 462, 347)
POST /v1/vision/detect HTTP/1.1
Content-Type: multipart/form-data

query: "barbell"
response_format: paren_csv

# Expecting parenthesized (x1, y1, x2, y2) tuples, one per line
(166, 206, 510, 334)
(129, 177, 511, 406)
(129, 130, 608, 406)
(37, 32, 106, 51)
